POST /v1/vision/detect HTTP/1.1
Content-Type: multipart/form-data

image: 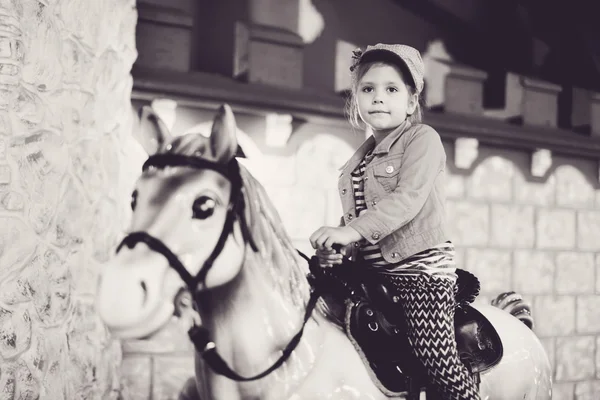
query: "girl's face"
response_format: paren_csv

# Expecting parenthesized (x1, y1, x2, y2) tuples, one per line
(356, 63, 417, 135)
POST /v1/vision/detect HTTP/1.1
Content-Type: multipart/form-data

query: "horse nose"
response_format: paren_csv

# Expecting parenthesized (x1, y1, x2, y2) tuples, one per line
(95, 262, 162, 330)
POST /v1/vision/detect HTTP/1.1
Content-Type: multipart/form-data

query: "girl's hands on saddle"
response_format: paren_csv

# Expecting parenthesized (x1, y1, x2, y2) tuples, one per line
(309, 226, 363, 268)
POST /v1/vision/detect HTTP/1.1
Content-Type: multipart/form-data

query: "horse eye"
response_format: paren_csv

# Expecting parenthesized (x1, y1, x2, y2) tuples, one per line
(192, 196, 216, 219)
(131, 190, 138, 211)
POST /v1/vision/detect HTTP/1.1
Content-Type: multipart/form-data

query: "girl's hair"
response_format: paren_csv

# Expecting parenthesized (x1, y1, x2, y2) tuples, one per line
(345, 52, 424, 129)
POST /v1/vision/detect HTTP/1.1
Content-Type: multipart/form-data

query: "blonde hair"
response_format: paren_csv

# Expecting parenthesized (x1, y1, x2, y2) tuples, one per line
(345, 58, 423, 129)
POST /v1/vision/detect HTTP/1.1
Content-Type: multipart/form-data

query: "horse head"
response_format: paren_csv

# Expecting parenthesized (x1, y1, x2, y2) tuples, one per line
(96, 104, 251, 339)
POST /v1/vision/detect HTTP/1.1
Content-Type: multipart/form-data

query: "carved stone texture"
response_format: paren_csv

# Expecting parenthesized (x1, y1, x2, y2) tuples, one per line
(0, 307, 32, 359)
(484, 73, 562, 128)
(0, 9, 22, 110)
(135, 1, 194, 71)
(0, 0, 138, 398)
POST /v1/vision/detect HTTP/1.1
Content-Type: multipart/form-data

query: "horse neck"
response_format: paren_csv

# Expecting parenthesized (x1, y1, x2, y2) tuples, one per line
(195, 253, 320, 397)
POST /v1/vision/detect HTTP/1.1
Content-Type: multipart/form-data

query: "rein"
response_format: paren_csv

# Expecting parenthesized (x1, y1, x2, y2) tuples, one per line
(116, 153, 321, 382)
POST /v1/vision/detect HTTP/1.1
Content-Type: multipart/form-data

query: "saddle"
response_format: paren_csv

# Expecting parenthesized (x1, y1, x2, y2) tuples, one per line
(307, 259, 503, 398)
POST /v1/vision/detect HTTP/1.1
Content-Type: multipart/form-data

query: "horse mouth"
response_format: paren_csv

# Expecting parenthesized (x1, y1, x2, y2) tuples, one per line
(103, 300, 175, 340)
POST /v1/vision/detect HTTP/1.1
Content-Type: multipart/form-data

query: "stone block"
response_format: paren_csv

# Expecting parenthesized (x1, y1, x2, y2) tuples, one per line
(484, 73, 561, 128)
(597, 337, 600, 379)
(466, 156, 514, 201)
(577, 212, 600, 251)
(568, 87, 600, 136)
(135, 1, 193, 71)
(335, 39, 359, 92)
(465, 249, 511, 294)
(250, 0, 300, 32)
(569, 87, 593, 132)
(555, 336, 595, 381)
(596, 254, 600, 294)
(575, 381, 600, 400)
(194, 0, 305, 89)
(514, 171, 555, 206)
(533, 296, 575, 337)
(424, 56, 487, 115)
(552, 382, 575, 400)
(490, 204, 534, 248)
(576, 296, 600, 333)
(235, 22, 304, 89)
(522, 77, 562, 127)
(536, 209, 576, 249)
(555, 252, 595, 294)
(555, 165, 595, 208)
(593, 92, 600, 137)
(513, 251, 554, 294)
(446, 201, 489, 246)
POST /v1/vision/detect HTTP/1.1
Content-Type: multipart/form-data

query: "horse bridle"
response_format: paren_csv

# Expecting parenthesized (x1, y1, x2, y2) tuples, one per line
(115, 153, 321, 382)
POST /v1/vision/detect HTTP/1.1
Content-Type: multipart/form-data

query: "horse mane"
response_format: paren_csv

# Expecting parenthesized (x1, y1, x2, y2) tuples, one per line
(237, 165, 311, 310)
(159, 133, 311, 311)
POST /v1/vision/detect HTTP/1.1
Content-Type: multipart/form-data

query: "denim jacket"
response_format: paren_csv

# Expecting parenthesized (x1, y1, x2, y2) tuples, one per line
(339, 120, 448, 262)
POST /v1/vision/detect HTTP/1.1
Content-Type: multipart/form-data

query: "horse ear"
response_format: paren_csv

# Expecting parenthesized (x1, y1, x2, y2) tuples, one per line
(136, 105, 173, 155)
(210, 104, 238, 162)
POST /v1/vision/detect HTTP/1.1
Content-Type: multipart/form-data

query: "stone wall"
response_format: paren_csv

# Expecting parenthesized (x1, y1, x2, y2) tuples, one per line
(443, 145, 600, 399)
(0, 0, 140, 398)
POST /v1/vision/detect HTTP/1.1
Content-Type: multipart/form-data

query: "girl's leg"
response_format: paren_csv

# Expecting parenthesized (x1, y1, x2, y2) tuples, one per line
(391, 274, 480, 400)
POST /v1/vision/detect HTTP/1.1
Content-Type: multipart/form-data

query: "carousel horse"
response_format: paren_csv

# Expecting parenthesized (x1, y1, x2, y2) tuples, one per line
(95, 104, 552, 400)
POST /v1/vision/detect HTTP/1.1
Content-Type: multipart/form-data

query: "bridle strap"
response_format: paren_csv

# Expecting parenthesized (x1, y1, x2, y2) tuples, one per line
(117, 231, 196, 287)
(188, 280, 321, 381)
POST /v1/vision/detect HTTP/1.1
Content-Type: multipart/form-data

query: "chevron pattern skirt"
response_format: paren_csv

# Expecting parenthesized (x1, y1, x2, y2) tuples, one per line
(384, 273, 481, 400)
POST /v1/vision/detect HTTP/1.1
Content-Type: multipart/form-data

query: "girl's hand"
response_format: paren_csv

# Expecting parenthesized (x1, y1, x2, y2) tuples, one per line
(309, 226, 362, 250)
(315, 246, 343, 268)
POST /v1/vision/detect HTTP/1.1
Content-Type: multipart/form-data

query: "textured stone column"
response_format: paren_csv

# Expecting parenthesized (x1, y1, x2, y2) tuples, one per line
(0, 0, 139, 398)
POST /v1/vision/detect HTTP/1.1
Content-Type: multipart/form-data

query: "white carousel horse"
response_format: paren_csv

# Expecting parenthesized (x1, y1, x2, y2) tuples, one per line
(95, 104, 552, 400)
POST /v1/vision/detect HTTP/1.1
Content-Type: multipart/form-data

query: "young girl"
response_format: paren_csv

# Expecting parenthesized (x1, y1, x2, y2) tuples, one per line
(309, 43, 480, 400)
